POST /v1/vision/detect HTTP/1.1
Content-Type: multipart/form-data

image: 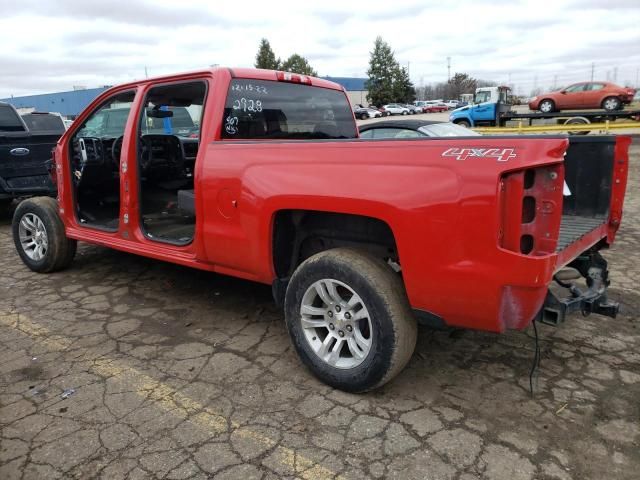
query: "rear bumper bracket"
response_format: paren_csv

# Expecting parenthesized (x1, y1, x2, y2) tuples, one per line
(539, 251, 619, 326)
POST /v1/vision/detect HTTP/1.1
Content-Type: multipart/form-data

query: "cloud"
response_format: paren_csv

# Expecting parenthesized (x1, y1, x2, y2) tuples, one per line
(0, 0, 638, 98)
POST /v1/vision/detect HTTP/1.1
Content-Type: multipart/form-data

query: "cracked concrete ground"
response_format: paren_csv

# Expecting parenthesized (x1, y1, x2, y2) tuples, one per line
(1, 145, 639, 479)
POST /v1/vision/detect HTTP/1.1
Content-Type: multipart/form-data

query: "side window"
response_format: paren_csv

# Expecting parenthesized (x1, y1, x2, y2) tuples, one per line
(587, 83, 604, 91)
(565, 84, 586, 93)
(74, 93, 134, 139)
(359, 129, 374, 139)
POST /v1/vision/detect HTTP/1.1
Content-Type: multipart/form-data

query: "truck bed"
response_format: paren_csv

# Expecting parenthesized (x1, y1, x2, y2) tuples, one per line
(556, 215, 605, 252)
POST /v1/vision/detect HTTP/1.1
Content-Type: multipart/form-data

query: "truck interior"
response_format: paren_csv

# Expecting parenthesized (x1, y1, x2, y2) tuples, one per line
(137, 81, 205, 244)
(70, 91, 136, 230)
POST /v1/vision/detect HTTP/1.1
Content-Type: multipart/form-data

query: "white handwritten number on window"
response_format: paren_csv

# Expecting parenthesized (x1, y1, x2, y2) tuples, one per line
(231, 84, 268, 95)
(225, 116, 239, 135)
(232, 98, 263, 113)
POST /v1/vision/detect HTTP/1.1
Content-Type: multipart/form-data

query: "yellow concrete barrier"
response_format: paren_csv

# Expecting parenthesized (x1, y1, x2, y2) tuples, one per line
(473, 121, 640, 134)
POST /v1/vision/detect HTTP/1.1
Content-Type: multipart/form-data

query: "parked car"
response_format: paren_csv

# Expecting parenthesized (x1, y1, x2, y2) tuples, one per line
(529, 81, 636, 113)
(443, 100, 459, 109)
(11, 67, 629, 393)
(0, 103, 65, 206)
(359, 120, 481, 139)
(382, 103, 410, 115)
(353, 107, 382, 120)
(405, 104, 423, 114)
(423, 101, 449, 113)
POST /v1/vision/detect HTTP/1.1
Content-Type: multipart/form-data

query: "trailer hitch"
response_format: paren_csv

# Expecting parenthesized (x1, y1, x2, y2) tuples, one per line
(539, 251, 619, 326)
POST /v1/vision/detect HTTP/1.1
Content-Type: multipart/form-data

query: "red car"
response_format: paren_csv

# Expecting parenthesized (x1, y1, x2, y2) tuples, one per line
(529, 81, 636, 113)
(10, 67, 630, 392)
(420, 101, 448, 113)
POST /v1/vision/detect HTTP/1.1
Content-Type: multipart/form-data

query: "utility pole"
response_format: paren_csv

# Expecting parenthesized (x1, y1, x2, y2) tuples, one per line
(636, 67, 639, 87)
(553, 74, 557, 89)
(613, 67, 618, 83)
(407, 61, 410, 76)
(591, 62, 594, 81)
(447, 57, 451, 81)
(144, 66, 148, 78)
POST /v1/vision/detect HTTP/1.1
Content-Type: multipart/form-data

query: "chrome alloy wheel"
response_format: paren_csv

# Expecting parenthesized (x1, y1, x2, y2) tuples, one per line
(603, 97, 620, 111)
(18, 213, 48, 261)
(300, 279, 373, 369)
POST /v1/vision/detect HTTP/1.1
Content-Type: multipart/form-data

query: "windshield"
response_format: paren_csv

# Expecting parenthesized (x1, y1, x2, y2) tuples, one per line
(141, 106, 199, 136)
(418, 123, 481, 137)
(221, 79, 357, 140)
(474, 91, 491, 103)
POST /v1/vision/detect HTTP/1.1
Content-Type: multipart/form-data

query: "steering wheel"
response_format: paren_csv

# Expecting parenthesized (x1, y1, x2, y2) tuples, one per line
(111, 135, 124, 165)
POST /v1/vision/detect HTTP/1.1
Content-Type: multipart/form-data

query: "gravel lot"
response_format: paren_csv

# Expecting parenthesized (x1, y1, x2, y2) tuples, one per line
(0, 144, 638, 479)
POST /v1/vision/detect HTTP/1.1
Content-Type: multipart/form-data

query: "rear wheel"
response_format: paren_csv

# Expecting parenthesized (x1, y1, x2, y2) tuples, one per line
(402, 110, 408, 115)
(12, 197, 77, 273)
(564, 117, 590, 135)
(359, 113, 368, 120)
(539, 99, 555, 113)
(602, 96, 621, 112)
(284, 248, 417, 392)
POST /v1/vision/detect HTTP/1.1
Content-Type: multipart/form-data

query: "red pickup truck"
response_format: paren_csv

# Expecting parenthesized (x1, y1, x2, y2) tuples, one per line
(11, 68, 630, 392)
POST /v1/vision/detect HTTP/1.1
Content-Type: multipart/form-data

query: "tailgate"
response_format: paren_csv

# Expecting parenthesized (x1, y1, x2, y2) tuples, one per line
(555, 135, 630, 268)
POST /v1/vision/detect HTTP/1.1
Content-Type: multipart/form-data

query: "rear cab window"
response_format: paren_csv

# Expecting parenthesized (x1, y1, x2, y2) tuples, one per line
(221, 79, 357, 140)
(21, 114, 65, 134)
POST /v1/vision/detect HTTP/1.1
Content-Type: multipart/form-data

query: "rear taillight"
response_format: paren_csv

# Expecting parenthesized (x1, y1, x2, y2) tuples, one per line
(276, 71, 312, 85)
(499, 164, 564, 255)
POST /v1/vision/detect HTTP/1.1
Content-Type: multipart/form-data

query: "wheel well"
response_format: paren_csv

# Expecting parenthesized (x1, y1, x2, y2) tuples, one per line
(601, 96, 620, 105)
(272, 210, 398, 278)
(540, 98, 554, 106)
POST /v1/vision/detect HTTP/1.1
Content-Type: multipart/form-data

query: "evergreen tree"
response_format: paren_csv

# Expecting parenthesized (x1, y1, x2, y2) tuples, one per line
(255, 38, 280, 70)
(393, 66, 416, 103)
(366, 37, 399, 106)
(281, 54, 317, 76)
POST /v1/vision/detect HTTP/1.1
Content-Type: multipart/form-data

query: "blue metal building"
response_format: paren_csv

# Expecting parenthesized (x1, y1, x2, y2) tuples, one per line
(0, 87, 109, 118)
(323, 77, 367, 91)
(0, 76, 368, 118)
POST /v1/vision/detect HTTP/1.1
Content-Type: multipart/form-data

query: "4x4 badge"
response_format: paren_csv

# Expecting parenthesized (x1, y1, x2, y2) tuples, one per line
(442, 147, 517, 162)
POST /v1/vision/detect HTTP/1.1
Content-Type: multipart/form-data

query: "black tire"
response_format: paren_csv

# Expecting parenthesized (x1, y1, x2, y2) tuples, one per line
(538, 99, 555, 113)
(602, 96, 621, 112)
(456, 120, 471, 128)
(359, 113, 368, 120)
(284, 248, 417, 392)
(12, 197, 77, 273)
(402, 110, 408, 115)
(564, 117, 590, 135)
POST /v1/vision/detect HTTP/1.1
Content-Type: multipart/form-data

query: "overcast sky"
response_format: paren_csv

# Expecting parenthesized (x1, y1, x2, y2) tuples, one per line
(1, 0, 639, 98)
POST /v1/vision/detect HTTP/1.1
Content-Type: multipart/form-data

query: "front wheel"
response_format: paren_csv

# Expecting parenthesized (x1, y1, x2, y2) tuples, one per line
(456, 120, 471, 128)
(12, 197, 77, 273)
(538, 99, 555, 113)
(284, 248, 417, 392)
